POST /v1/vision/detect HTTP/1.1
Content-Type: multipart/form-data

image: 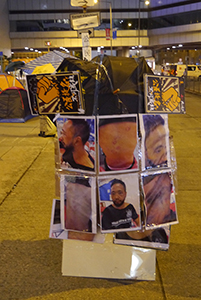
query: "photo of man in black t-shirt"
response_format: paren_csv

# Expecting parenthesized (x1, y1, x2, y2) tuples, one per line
(101, 178, 140, 231)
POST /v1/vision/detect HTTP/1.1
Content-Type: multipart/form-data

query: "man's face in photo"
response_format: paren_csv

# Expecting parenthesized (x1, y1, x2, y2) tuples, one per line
(111, 183, 126, 207)
(60, 120, 75, 152)
(145, 124, 167, 166)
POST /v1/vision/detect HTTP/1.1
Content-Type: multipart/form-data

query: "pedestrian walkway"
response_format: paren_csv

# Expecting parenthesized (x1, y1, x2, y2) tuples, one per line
(0, 92, 201, 300)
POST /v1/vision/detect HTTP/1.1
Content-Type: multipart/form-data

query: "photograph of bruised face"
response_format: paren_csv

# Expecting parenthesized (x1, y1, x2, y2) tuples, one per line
(142, 114, 169, 169)
(98, 115, 138, 171)
(143, 172, 177, 226)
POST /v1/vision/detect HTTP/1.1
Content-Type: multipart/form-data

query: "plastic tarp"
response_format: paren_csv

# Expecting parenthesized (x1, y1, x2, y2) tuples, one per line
(57, 55, 153, 115)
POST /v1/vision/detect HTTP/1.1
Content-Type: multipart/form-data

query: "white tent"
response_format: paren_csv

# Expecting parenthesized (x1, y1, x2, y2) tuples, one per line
(22, 50, 76, 74)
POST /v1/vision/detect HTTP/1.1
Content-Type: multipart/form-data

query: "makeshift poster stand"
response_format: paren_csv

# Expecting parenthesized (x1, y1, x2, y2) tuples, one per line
(42, 65, 185, 280)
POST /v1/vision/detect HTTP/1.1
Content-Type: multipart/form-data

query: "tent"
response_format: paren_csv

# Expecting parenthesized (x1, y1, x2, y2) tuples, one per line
(0, 87, 33, 122)
(57, 55, 153, 115)
(22, 50, 76, 75)
(0, 73, 25, 92)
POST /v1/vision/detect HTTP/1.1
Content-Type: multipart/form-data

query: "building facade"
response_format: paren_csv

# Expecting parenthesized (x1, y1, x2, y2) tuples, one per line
(1, 0, 201, 64)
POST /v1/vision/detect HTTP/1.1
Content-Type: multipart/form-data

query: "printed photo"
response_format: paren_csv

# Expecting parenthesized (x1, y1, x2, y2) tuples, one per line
(114, 225, 170, 250)
(60, 175, 97, 234)
(98, 173, 141, 233)
(142, 170, 178, 228)
(49, 199, 68, 239)
(49, 199, 105, 243)
(139, 114, 171, 171)
(57, 116, 96, 173)
(97, 114, 138, 174)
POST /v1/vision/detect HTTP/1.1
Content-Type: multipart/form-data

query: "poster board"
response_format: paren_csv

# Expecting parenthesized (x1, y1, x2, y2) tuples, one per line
(26, 72, 84, 115)
(144, 74, 185, 113)
(62, 235, 156, 280)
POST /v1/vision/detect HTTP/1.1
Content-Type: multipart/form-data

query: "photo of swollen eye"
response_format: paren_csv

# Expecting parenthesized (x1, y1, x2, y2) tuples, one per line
(98, 114, 138, 173)
(140, 114, 170, 170)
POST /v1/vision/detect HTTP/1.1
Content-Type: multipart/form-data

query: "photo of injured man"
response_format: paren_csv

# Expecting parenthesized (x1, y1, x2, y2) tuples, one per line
(97, 114, 138, 174)
(139, 114, 171, 171)
(60, 175, 97, 234)
(142, 170, 178, 228)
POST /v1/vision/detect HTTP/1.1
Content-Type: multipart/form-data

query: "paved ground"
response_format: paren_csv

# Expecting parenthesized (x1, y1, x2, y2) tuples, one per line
(0, 92, 201, 300)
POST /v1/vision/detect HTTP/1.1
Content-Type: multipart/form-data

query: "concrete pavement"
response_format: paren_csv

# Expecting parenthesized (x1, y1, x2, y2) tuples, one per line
(0, 92, 201, 300)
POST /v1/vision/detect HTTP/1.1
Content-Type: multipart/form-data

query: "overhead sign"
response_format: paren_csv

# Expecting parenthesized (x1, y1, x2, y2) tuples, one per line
(70, 12, 100, 30)
(71, 0, 97, 7)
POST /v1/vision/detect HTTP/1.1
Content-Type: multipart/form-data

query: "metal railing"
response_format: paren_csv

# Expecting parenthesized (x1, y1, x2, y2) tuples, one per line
(185, 76, 201, 94)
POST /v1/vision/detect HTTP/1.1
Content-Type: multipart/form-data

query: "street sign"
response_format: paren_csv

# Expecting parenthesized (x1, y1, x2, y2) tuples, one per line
(70, 12, 100, 30)
(77, 28, 94, 38)
(71, 0, 96, 7)
(82, 32, 90, 47)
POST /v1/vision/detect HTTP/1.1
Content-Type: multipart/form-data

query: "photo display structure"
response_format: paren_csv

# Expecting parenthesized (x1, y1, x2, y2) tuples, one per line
(114, 225, 171, 251)
(56, 115, 96, 174)
(49, 199, 68, 240)
(26, 72, 84, 115)
(142, 169, 178, 229)
(143, 74, 186, 114)
(97, 114, 139, 174)
(98, 173, 141, 233)
(60, 174, 97, 234)
(139, 114, 171, 171)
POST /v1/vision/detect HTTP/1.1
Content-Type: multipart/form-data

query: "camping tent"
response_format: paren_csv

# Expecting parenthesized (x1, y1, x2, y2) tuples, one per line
(0, 73, 25, 92)
(22, 50, 76, 75)
(0, 87, 33, 122)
